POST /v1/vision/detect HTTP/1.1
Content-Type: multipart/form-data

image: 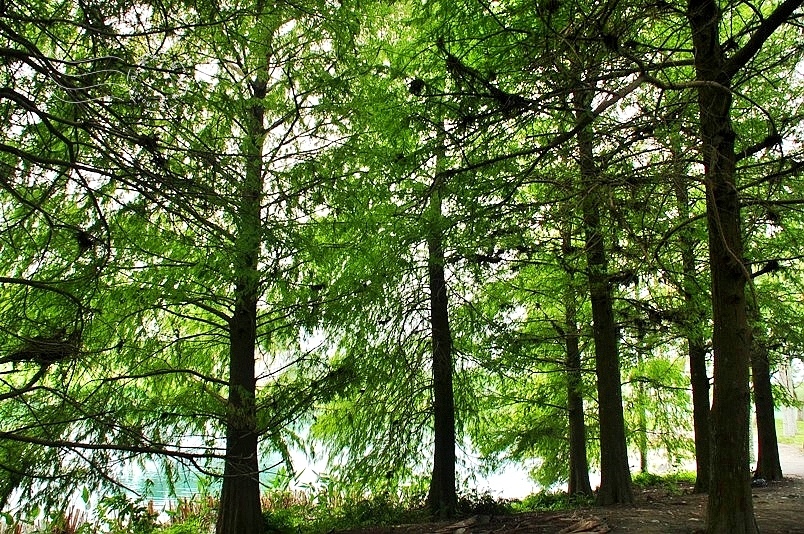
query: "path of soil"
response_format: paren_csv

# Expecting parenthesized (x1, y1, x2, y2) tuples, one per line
(337, 443, 804, 533)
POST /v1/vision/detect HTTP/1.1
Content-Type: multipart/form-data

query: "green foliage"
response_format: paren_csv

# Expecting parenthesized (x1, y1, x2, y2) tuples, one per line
(2, 0, 804, 527)
(329, 495, 424, 529)
(624, 356, 696, 469)
(631, 471, 697, 495)
(517, 491, 595, 512)
(263, 508, 299, 534)
(94, 494, 158, 534)
(257, 488, 427, 533)
(456, 491, 516, 516)
(158, 525, 199, 534)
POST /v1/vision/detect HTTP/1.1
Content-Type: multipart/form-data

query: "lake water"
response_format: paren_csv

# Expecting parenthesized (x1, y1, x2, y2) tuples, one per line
(119, 454, 543, 513)
(117, 457, 287, 512)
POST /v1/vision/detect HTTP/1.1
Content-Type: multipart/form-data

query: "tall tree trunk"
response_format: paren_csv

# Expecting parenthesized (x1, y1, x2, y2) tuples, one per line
(573, 88, 633, 506)
(671, 175, 711, 493)
(751, 335, 783, 481)
(216, 78, 267, 534)
(425, 177, 457, 519)
(687, 1, 754, 531)
(218, 301, 262, 534)
(686, 0, 804, 526)
(563, 230, 593, 497)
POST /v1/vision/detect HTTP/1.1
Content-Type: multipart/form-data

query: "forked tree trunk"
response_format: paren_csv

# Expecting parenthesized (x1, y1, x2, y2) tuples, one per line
(425, 178, 457, 519)
(573, 87, 633, 506)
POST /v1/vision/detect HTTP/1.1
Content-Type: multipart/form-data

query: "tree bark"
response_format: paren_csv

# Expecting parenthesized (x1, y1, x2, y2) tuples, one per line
(216, 78, 267, 534)
(687, 0, 754, 530)
(751, 336, 783, 481)
(425, 178, 457, 519)
(563, 229, 593, 497)
(573, 88, 633, 506)
(217, 301, 263, 534)
(689, 341, 711, 492)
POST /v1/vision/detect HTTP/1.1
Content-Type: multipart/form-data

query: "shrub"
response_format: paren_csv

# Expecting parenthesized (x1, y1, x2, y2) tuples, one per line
(518, 490, 593, 511)
(457, 491, 515, 516)
(632, 471, 696, 496)
(263, 508, 299, 534)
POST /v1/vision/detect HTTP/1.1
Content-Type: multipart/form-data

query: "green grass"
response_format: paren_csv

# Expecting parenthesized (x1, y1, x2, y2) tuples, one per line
(774, 415, 804, 446)
(4, 467, 708, 534)
(632, 471, 696, 495)
(515, 491, 594, 512)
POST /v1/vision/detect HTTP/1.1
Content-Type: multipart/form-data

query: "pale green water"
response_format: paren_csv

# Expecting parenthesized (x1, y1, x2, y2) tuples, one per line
(117, 457, 283, 510)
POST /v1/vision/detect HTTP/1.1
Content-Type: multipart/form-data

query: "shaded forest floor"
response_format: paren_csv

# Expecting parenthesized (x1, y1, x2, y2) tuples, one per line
(336, 444, 804, 534)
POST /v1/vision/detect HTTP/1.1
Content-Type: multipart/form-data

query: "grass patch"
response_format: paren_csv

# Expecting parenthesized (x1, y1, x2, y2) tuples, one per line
(259, 489, 428, 534)
(632, 471, 696, 495)
(775, 416, 804, 446)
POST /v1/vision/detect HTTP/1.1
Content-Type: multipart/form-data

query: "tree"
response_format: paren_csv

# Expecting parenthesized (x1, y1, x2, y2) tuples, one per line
(749, 322, 783, 481)
(684, 0, 804, 530)
(1, 1, 349, 530)
(424, 161, 458, 518)
(4, 0, 804, 525)
(573, 82, 634, 506)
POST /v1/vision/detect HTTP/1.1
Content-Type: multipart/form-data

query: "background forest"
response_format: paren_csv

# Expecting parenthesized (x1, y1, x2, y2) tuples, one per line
(1, 0, 804, 533)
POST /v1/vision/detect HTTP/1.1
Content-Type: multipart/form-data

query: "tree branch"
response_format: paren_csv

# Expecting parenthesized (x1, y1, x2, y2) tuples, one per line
(724, 0, 804, 79)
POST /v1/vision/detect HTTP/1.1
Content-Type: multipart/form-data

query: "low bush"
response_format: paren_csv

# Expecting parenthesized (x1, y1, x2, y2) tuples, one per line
(517, 490, 594, 511)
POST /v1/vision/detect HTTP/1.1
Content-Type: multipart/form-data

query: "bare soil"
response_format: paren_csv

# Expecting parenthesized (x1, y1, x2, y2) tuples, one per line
(336, 444, 804, 533)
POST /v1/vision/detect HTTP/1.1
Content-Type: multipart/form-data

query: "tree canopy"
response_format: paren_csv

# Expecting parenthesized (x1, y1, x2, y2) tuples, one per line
(1, 0, 803, 532)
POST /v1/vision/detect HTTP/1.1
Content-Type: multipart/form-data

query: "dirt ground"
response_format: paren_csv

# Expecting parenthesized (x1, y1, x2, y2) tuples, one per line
(336, 443, 804, 533)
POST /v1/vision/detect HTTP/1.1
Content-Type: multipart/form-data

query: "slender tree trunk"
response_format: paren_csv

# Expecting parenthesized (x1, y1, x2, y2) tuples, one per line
(573, 88, 633, 506)
(751, 336, 783, 481)
(635, 380, 649, 473)
(671, 175, 711, 492)
(425, 178, 457, 519)
(216, 78, 267, 534)
(689, 341, 711, 492)
(563, 229, 592, 496)
(566, 330, 593, 496)
(687, 1, 754, 530)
